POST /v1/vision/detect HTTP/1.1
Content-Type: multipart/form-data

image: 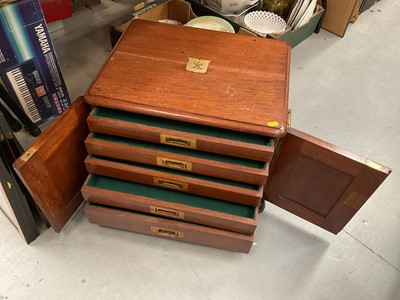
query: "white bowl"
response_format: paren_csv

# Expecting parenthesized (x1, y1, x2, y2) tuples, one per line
(244, 11, 287, 35)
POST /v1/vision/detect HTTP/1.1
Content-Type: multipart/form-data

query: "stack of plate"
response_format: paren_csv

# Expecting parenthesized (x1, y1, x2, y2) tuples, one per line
(286, 0, 317, 29)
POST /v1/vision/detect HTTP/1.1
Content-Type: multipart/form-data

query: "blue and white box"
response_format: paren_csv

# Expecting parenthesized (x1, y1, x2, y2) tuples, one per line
(0, 0, 71, 124)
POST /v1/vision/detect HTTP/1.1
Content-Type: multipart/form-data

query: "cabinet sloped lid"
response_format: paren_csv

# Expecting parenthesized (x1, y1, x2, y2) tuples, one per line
(85, 19, 290, 137)
(264, 127, 391, 234)
(13, 97, 91, 233)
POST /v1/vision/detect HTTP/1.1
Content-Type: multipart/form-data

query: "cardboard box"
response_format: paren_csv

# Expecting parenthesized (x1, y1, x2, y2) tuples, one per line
(109, 0, 197, 48)
(188, 0, 325, 48)
(133, 0, 197, 23)
(110, 0, 322, 48)
(319, 0, 357, 37)
(267, 5, 324, 47)
(0, 0, 71, 124)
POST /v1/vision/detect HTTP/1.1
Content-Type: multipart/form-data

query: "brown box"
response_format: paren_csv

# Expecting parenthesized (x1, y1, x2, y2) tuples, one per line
(109, 0, 196, 47)
(133, 0, 196, 23)
(319, 0, 358, 37)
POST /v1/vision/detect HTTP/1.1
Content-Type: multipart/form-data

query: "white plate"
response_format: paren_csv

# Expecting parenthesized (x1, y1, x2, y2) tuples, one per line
(185, 16, 235, 33)
(286, 0, 304, 26)
(291, 0, 310, 28)
(294, 0, 316, 29)
(244, 11, 287, 35)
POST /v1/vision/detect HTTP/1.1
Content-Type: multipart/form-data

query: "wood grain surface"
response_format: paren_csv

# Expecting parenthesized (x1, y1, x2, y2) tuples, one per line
(84, 202, 254, 253)
(87, 109, 275, 162)
(321, 0, 357, 37)
(85, 133, 269, 185)
(85, 19, 290, 137)
(81, 175, 257, 234)
(85, 155, 262, 206)
(264, 127, 391, 234)
(13, 98, 91, 232)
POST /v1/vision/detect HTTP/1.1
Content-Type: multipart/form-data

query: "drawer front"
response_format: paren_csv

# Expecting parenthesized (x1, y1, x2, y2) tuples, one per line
(88, 107, 275, 162)
(85, 133, 269, 185)
(84, 202, 254, 253)
(85, 155, 262, 206)
(81, 174, 257, 234)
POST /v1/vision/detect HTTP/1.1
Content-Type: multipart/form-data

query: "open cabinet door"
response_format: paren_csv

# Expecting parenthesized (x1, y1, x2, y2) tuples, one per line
(13, 97, 90, 232)
(264, 127, 391, 234)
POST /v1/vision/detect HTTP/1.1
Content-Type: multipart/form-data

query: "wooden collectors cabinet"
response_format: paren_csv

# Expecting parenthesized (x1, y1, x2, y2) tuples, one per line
(81, 19, 289, 252)
(13, 20, 391, 252)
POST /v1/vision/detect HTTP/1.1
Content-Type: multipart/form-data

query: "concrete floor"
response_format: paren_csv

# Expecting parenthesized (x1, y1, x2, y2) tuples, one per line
(1, 0, 399, 299)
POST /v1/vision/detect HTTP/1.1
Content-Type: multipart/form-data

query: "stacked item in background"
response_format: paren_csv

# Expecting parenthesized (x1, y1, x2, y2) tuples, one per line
(0, 0, 71, 124)
(40, 0, 102, 23)
(233, 0, 318, 35)
(188, 0, 324, 47)
(191, 0, 384, 42)
(40, 0, 72, 23)
(109, 0, 198, 48)
(285, 0, 318, 29)
(81, 19, 291, 253)
(197, 0, 318, 34)
(108, 0, 324, 50)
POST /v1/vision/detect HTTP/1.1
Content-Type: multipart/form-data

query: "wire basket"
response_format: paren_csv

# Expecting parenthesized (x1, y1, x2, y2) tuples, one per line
(244, 11, 287, 35)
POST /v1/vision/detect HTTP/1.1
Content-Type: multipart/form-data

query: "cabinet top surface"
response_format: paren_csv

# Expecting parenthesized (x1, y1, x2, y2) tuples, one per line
(86, 19, 290, 137)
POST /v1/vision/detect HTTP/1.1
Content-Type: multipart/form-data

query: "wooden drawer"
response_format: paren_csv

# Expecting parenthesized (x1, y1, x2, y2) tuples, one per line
(87, 107, 275, 162)
(81, 174, 257, 234)
(84, 202, 254, 253)
(85, 155, 262, 206)
(85, 133, 269, 185)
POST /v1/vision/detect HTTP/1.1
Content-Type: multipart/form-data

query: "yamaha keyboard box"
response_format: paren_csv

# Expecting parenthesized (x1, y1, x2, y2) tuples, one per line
(0, 0, 71, 124)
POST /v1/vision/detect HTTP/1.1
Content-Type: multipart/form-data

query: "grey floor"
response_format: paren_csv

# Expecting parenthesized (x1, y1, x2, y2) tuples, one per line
(1, 1, 400, 299)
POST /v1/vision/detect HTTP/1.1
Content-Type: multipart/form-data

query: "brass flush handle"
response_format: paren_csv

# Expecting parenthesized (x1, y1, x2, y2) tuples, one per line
(153, 177, 189, 191)
(156, 157, 193, 171)
(151, 226, 184, 238)
(150, 206, 185, 220)
(160, 134, 197, 149)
